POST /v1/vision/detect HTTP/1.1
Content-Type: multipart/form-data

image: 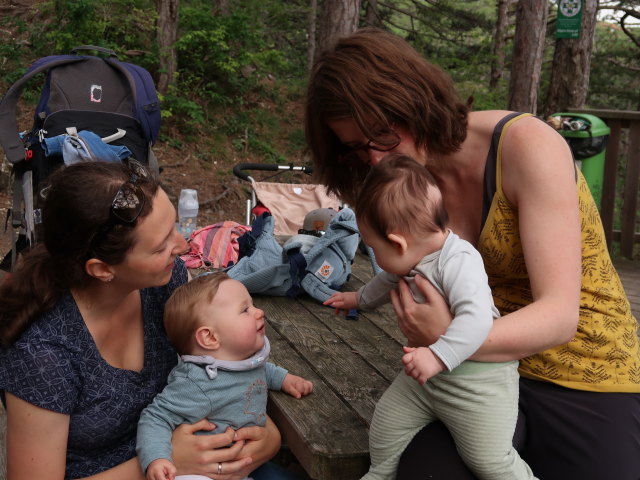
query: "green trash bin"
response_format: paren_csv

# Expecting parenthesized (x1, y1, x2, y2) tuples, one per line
(552, 112, 610, 210)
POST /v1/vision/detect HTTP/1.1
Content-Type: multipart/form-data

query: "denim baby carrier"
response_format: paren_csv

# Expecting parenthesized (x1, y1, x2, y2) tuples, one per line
(0, 45, 161, 270)
(227, 207, 362, 304)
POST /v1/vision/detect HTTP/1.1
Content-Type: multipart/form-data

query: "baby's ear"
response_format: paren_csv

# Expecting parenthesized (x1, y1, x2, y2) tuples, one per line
(195, 326, 220, 350)
(387, 232, 408, 255)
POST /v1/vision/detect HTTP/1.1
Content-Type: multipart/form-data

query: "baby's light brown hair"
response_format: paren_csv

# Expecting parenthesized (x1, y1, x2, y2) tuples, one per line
(164, 271, 229, 355)
(355, 154, 448, 240)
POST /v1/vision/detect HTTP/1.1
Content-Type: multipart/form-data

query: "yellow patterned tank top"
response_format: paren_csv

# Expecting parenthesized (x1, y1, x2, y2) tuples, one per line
(477, 113, 640, 392)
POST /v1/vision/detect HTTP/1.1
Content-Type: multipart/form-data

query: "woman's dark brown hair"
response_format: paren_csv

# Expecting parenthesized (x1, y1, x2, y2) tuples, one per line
(305, 27, 470, 206)
(0, 161, 159, 347)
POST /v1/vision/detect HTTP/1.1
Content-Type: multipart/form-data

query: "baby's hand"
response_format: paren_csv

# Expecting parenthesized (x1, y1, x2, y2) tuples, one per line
(323, 291, 358, 311)
(402, 346, 446, 385)
(146, 458, 176, 480)
(282, 373, 314, 398)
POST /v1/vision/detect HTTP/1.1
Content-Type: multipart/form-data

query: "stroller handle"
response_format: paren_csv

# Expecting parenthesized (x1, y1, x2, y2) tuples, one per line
(232, 162, 313, 181)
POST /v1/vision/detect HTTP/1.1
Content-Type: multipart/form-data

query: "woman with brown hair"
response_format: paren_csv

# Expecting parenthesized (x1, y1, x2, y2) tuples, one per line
(306, 27, 640, 479)
(0, 161, 281, 480)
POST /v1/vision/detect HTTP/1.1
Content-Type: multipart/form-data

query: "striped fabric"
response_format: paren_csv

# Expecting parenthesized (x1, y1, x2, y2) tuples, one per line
(180, 221, 251, 269)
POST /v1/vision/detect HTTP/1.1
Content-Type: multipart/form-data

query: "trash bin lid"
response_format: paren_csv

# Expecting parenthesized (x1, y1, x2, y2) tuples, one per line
(551, 112, 610, 137)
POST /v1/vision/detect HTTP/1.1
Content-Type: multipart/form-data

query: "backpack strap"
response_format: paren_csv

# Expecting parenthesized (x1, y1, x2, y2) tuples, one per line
(104, 58, 160, 145)
(70, 45, 118, 57)
(0, 55, 85, 163)
(285, 247, 307, 298)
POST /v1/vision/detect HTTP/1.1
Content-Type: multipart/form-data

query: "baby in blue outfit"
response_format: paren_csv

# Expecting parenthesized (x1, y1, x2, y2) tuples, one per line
(137, 272, 313, 480)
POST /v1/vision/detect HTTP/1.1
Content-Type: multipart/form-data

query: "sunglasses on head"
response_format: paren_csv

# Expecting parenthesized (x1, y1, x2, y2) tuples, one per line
(110, 159, 149, 222)
(88, 159, 150, 253)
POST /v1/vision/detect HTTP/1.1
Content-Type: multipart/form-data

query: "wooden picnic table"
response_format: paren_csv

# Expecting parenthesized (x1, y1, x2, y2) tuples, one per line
(253, 253, 640, 480)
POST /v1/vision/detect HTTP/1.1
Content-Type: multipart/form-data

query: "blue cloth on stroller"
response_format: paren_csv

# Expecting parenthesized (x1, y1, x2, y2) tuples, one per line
(43, 129, 132, 164)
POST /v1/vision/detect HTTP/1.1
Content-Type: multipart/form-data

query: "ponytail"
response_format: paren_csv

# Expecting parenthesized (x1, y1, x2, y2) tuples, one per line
(0, 245, 63, 347)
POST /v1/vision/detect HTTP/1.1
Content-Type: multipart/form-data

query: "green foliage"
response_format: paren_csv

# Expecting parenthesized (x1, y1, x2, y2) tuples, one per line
(159, 89, 206, 136)
(588, 23, 640, 110)
(28, 0, 156, 62)
(287, 128, 306, 153)
(381, 0, 504, 109)
(2, 0, 639, 171)
(175, 0, 306, 108)
(0, 17, 31, 92)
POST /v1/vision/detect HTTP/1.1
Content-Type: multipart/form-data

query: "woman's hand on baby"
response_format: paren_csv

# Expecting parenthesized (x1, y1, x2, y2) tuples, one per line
(402, 346, 446, 384)
(171, 421, 252, 478)
(391, 276, 452, 346)
(146, 458, 177, 480)
(323, 291, 358, 312)
(232, 418, 281, 477)
(282, 373, 314, 398)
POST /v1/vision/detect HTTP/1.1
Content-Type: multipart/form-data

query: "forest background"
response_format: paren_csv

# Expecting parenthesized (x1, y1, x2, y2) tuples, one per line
(0, 0, 639, 254)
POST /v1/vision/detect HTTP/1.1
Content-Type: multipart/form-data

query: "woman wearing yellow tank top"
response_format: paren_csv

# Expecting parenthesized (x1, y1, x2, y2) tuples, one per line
(305, 28, 639, 480)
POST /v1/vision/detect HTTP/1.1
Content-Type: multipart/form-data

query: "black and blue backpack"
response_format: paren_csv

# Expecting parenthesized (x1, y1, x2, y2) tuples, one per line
(0, 45, 161, 270)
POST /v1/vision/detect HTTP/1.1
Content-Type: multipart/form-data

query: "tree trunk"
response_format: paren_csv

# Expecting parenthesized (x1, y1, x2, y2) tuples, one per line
(508, 0, 548, 114)
(155, 0, 179, 95)
(316, 0, 361, 60)
(490, 0, 513, 89)
(308, 0, 318, 72)
(212, 0, 229, 15)
(544, 0, 598, 117)
(365, 0, 379, 27)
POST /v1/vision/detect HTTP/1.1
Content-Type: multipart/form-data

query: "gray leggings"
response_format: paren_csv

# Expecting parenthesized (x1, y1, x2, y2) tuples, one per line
(363, 362, 534, 480)
(396, 378, 640, 480)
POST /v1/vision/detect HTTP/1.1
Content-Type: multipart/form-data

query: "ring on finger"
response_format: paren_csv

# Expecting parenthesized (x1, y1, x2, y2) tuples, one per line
(218, 462, 223, 475)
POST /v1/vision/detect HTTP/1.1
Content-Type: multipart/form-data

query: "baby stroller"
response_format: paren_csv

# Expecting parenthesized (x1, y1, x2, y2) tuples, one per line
(232, 162, 341, 236)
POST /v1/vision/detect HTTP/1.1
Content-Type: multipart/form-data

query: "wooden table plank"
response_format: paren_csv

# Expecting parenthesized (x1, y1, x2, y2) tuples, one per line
(249, 250, 415, 479)
(296, 295, 404, 383)
(265, 322, 371, 479)
(255, 292, 398, 479)
(258, 296, 389, 423)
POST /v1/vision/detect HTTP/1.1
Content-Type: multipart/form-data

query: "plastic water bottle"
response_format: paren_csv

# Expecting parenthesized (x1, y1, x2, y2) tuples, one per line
(178, 189, 198, 238)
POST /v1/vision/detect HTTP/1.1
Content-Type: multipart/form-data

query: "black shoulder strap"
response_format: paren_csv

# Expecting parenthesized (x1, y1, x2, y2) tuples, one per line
(481, 112, 524, 229)
(0, 56, 85, 164)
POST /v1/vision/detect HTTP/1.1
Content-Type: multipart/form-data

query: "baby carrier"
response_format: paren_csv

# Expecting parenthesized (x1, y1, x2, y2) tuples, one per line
(0, 45, 161, 271)
(227, 207, 363, 304)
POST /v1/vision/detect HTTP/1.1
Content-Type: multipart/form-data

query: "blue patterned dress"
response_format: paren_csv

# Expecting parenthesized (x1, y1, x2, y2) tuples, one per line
(0, 259, 187, 479)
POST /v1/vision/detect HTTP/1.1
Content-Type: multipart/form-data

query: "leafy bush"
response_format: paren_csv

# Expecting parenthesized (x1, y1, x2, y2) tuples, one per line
(29, 0, 157, 64)
(176, 0, 299, 107)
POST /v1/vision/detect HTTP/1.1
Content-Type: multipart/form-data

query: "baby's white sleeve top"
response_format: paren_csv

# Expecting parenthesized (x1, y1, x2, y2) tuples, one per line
(358, 230, 499, 371)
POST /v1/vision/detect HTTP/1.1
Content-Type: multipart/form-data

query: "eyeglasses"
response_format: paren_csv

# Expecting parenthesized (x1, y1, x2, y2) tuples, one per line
(338, 130, 401, 163)
(89, 159, 149, 253)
